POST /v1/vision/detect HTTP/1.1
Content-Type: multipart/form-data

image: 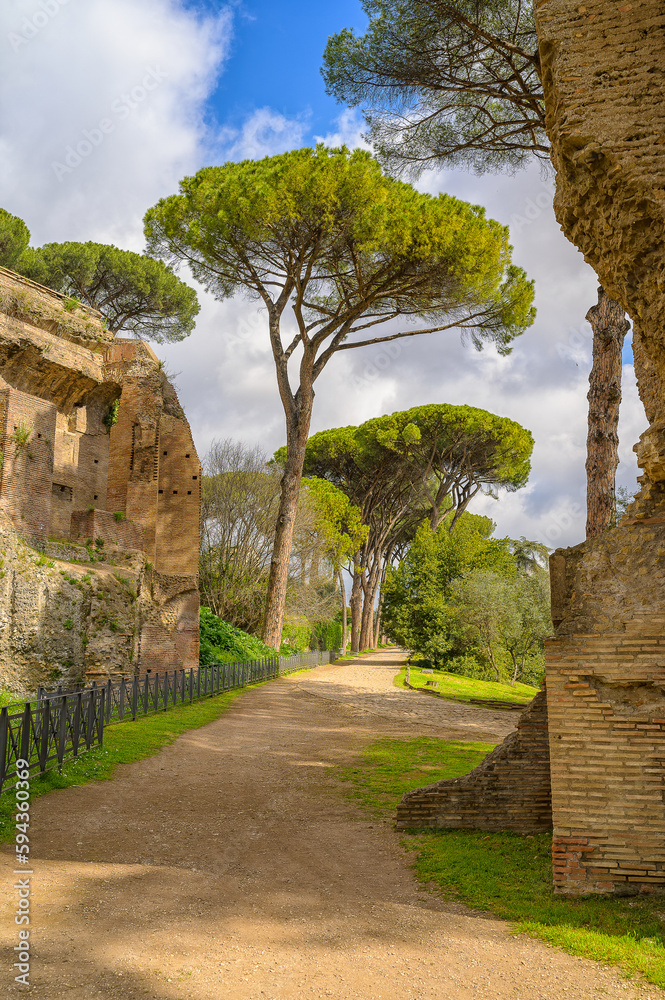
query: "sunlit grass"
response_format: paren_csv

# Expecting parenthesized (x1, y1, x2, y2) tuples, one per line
(394, 664, 538, 705)
(338, 734, 665, 988)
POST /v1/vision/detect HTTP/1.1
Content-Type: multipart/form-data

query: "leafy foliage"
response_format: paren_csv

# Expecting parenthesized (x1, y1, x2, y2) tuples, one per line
(15, 241, 199, 341)
(382, 514, 550, 681)
(146, 144, 534, 647)
(0, 208, 30, 269)
(199, 607, 277, 665)
(322, 0, 546, 176)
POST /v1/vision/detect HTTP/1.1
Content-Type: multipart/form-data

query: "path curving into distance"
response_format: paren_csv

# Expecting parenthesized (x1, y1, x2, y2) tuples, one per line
(0, 648, 661, 999)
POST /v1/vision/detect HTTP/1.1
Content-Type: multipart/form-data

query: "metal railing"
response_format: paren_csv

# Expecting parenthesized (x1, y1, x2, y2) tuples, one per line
(0, 649, 337, 793)
(0, 687, 106, 793)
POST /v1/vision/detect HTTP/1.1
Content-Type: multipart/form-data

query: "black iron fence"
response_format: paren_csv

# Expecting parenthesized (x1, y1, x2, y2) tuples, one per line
(0, 649, 337, 794)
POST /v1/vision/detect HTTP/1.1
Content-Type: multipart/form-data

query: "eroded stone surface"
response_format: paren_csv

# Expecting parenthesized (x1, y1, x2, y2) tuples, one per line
(0, 268, 201, 694)
(536, 0, 665, 894)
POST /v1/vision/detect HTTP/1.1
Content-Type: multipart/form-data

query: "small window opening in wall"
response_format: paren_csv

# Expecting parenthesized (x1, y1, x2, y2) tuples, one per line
(37, 433, 41, 439)
(187, 491, 192, 495)
(158, 489, 163, 494)
(163, 450, 167, 456)
(185, 453, 190, 458)
(192, 475, 197, 480)
(94, 495, 98, 500)
(94, 459, 98, 464)
(173, 490, 178, 495)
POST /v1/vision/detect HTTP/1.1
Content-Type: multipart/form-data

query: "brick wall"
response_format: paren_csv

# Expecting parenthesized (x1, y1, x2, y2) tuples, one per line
(547, 524, 665, 895)
(0, 385, 57, 539)
(0, 273, 201, 680)
(70, 509, 145, 551)
(394, 692, 552, 833)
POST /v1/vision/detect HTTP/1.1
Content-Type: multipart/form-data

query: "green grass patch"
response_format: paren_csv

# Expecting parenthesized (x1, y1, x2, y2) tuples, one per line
(339, 736, 493, 816)
(338, 734, 665, 988)
(0, 687, 246, 844)
(394, 665, 538, 705)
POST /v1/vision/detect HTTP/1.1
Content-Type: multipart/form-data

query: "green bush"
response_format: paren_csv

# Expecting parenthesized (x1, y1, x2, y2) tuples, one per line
(199, 607, 277, 664)
(279, 617, 312, 654)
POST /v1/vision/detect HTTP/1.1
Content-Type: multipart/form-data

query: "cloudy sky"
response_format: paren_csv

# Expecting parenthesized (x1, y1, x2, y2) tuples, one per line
(0, 0, 647, 550)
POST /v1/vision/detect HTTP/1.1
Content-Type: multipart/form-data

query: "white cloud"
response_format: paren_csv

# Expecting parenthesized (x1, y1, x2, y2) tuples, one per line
(314, 108, 369, 150)
(0, 5, 646, 554)
(0, 0, 232, 246)
(216, 107, 309, 161)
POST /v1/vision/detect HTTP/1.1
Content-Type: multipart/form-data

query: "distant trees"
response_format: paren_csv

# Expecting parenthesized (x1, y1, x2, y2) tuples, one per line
(145, 144, 535, 647)
(201, 439, 362, 649)
(0, 209, 30, 269)
(323, 0, 631, 538)
(292, 402, 533, 652)
(15, 241, 199, 341)
(382, 513, 550, 683)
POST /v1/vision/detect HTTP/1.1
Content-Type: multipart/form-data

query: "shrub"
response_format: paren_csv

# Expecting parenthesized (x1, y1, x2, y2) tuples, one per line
(199, 607, 277, 665)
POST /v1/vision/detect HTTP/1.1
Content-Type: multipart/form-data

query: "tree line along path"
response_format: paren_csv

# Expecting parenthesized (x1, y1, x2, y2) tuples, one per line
(0, 649, 661, 1000)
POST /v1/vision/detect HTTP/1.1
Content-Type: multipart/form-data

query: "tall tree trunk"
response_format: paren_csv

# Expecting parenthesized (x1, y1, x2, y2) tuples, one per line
(373, 593, 383, 648)
(337, 566, 348, 654)
(349, 555, 363, 653)
(263, 402, 313, 648)
(585, 287, 630, 538)
(360, 556, 382, 650)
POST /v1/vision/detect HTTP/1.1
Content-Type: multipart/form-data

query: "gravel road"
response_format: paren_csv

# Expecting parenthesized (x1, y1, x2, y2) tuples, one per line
(0, 649, 661, 1000)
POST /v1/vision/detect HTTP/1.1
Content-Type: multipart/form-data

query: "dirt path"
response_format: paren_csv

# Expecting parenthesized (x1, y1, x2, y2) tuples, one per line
(1, 649, 662, 999)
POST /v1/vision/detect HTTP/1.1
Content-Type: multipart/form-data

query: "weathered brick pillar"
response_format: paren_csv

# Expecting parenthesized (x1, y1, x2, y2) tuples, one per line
(547, 532, 665, 895)
(395, 691, 552, 833)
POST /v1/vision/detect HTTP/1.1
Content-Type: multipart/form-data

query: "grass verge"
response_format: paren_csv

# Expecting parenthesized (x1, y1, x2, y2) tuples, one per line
(394, 665, 538, 705)
(0, 687, 247, 844)
(339, 735, 665, 988)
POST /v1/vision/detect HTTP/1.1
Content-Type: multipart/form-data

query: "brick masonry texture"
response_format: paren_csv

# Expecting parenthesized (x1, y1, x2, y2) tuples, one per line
(0, 268, 201, 693)
(394, 692, 552, 834)
(535, 1, 665, 895)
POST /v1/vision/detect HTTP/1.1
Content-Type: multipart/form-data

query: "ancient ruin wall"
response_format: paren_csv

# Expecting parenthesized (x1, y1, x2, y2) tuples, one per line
(395, 692, 551, 834)
(0, 268, 201, 693)
(536, 1, 665, 894)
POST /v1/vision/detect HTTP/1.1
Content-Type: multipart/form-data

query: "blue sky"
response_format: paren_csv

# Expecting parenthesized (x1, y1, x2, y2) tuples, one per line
(202, 0, 367, 133)
(0, 0, 646, 548)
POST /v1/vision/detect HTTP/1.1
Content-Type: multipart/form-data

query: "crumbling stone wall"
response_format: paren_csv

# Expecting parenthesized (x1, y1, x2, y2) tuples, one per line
(536, 1, 665, 894)
(0, 267, 201, 693)
(395, 692, 551, 834)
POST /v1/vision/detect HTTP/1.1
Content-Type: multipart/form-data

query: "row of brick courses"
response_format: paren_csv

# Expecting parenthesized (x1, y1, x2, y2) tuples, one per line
(546, 595, 665, 894)
(395, 691, 552, 833)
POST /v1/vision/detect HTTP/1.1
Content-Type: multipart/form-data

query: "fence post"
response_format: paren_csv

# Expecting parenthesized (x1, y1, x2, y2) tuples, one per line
(105, 679, 113, 723)
(20, 704, 31, 765)
(72, 693, 82, 756)
(189, 669, 193, 704)
(85, 691, 95, 749)
(131, 675, 138, 720)
(144, 673, 149, 715)
(38, 699, 50, 775)
(0, 707, 8, 792)
(163, 672, 169, 712)
(57, 694, 67, 768)
(119, 678, 126, 721)
(98, 689, 105, 748)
